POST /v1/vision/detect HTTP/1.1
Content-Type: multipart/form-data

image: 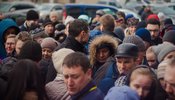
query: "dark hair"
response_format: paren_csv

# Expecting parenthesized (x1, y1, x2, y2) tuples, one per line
(117, 11, 125, 20)
(5, 59, 46, 100)
(68, 19, 89, 37)
(62, 52, 91, 73)
(18, 40, 42, 62)
(146, 18, 160, 26)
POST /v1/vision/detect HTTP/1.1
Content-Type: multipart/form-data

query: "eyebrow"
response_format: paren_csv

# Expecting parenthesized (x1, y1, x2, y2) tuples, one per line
(165, 80, 175, 87)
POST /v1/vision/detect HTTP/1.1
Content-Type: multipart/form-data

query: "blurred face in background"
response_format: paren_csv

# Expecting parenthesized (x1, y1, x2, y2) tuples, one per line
(128, 25, 137, 35)
(42, 48, 53, 60)
(50, 12, 59, 23)
(15, 40, 24, 55)
(146, 52, 157, 69)
(164, 66, 175, 100)
(5, 37, 16, 54)
(44, 24, 54, 36)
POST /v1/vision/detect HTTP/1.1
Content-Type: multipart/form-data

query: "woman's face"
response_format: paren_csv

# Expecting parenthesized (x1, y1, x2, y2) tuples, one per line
(129, 25, 137, 35)
(42, 48, 53, 60)
(96, 48, 111, 63)
(130, 74, 152, 100)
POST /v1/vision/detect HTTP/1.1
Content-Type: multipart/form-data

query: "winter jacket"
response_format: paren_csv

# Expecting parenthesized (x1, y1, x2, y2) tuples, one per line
(45, 75, 71, 100)
(0, 19, 19, 59)
(71, 81, 104, 100)
(55, 35, 87, 54)
(46, 36, 87, 83)
(89, 35, 118, 74)
(97, 60, 120, 94)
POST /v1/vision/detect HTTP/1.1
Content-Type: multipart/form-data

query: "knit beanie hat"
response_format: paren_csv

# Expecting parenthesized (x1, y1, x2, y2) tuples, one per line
(64, 16, 75, 25)
(136, 21, 146, 31)
(164, 18, 173, 25)
(163, 30, 175, 45)
(26, 10, 39, 20)
(55, 23, 66, 31)
(114, 27, 125, 41)
(96, 9, 105, 16)
(127, 17, 139, 26)
(125, 14, 134, 21)
(135, 28, 152, 43)
(123, 35, 145, 51)
(157, 44, 175, 62)
(157, 60, 168, 80)
(158, 12, 165, 22)
(52, 48, 74, 74)
(41, 37, 59, 51)
(153, 43, 164, 56)
(43, 19, 53, 27)
(147, 14, 159, 21)
(104, 86, 140, 100)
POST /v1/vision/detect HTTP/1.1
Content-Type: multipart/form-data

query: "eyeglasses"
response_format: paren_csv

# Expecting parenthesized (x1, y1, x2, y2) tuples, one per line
(5, 42, 15, 46)
(148, 29, 159, 33)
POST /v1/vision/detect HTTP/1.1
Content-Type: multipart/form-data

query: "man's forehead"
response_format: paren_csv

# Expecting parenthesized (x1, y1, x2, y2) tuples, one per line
(147, 24, 159, 28)
(63, 65, 83, 72)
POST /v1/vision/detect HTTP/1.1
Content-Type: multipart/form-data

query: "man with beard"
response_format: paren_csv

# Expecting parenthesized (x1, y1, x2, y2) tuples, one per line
(55, 19, 89, 54)
(20, 10, 40, 32)
(46, 19, 90, 83)
(164, 57, 175, 100)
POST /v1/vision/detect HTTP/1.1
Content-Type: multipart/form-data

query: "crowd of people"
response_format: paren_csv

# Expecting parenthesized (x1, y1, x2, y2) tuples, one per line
(0, 7, 175, 100)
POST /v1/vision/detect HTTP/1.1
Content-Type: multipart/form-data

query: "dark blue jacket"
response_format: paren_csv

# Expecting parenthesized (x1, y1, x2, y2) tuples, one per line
(98, 62, 119, 94)
(71, 81, 104, 100)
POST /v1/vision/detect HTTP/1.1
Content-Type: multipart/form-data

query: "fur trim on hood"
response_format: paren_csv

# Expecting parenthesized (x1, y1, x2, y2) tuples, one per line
(89, 35, 118, 65)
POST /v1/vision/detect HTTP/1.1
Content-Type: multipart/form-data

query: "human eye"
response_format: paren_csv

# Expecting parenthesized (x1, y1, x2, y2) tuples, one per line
(72, 75, 79, 79)
(170, 83, 175, 88)
(133, 84, 140, 89)
(143, 86, 150, 91)
(64, 75, 69, 79)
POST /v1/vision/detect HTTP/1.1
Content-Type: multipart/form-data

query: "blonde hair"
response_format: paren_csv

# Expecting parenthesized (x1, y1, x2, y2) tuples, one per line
(130, 67, 154, 82)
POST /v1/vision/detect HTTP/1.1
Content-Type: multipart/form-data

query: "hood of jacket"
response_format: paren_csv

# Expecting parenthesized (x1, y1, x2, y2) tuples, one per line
(89, 35, 118, 65)
(0, 19, 19, 59)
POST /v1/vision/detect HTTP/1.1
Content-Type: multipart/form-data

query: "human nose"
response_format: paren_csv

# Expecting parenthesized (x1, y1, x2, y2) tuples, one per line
(138, 88, 144, 97)
(67, 77, 73, 86)
(99, 52, 104, 57)
(43, 51, 48, 55)
(165, 83, 173, 94)
(120, 62, 126, 69)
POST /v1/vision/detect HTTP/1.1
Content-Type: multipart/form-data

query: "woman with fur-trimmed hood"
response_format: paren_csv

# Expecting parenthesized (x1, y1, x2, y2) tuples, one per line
(89, 35, 118, 76)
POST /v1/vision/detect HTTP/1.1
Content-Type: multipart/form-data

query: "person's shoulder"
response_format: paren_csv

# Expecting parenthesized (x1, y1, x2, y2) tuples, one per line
(84, 88, 104, 100)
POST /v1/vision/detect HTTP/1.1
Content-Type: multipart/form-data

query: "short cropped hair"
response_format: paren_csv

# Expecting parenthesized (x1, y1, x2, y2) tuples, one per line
(62, 52, 91, 73)
(147, 18, 160, 26)
(99, 14, 115, 32)
(68, 19, 89, 37)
